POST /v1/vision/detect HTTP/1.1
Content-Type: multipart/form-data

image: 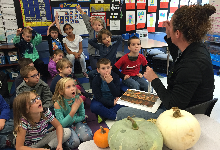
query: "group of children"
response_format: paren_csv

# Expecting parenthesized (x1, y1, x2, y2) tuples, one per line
(0, 5, 150, 149)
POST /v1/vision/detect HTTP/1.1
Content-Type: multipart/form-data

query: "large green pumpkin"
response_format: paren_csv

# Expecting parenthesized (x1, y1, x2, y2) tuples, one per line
(108, 116, 163, 150)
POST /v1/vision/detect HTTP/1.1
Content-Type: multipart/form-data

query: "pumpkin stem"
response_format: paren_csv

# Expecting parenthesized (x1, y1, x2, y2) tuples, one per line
(127, 116, 139, 130)
(100, 126, 106, 134)
(172, 107, 182, 118)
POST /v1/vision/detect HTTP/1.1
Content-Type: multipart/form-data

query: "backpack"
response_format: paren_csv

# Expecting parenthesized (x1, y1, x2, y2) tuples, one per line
(0, 71, 9, 98)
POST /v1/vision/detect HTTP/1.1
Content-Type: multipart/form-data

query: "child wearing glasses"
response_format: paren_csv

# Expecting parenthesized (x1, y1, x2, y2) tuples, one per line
(63, 24, 88, 78)
(16, 66, 53, 111)
(52, 77, 93, 149)
(13, 91, 71, 149)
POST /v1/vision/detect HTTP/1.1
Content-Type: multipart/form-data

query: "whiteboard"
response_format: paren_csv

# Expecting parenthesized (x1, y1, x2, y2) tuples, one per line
(53, 8, 89, 36)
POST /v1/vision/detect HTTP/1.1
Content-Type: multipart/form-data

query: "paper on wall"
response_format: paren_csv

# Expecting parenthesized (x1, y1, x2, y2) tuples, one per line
(147, 13, 156, 27)
(158, 10, 168, 22)
(137, 10, 146, 24)
(2, 14, 16, 20)
(4, 20, 18, 30)
(0, 19, 3, 28)
(0, 28, 6, 41)
(110, 20, 120, 30)
(180, 0, 189, 6)
(1, 7, 16, 15)
(126, 11, 135, 25)
(0, 0, 14, 5)
(6, 30, 16, 43)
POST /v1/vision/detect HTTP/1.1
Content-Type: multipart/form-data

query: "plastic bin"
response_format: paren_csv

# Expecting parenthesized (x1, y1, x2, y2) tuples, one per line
(130, 33, 140, 38)
(122, 33, 130, 40)
(6, 68, 19, 80)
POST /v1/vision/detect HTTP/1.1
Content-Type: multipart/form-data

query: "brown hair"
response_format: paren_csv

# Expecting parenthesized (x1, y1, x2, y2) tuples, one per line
(97, 29, 112, 43)
(13, 91, 45, 133)
(92, 18, 105, 27)
(172, 4, 216, 43)
(52, 77, 79, 110)
(18, 58, 33, 70)
(96, 58, 111, 68)
(128, 36, 140, 47)
(22, 28, 32, 35)
(52, 49, 64, 59)
(20, 66, 37, 78)
(56, 58, 73, 72)
(49, 26, 59, 33)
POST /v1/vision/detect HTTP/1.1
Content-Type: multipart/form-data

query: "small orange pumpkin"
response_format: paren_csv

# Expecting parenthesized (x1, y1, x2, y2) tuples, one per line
(93, 126, 109, 148)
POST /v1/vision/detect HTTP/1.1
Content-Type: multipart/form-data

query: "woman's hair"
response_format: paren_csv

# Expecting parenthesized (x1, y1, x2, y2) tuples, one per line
(13, 91, 45, 133)
(172, 4, 216, 43)
(52, 77, 79, 110)
(63, 23, 73, 31)
(20, 66, 37, 78)
(56, 58, 73, 72)
(92, 18, 105, 27)
(52, 49, 64, 59)
(97, 29, 112, 43)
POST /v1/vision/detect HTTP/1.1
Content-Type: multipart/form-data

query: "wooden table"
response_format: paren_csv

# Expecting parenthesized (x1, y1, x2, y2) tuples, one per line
(78, 114, 220, 150)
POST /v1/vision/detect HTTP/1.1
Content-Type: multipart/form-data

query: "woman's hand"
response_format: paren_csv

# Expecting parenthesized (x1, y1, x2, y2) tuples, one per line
(56, 143, 63, 150)
(162, 20, 171, 38)
(0, 119, 6, 130)
(144, 66, 158, 82)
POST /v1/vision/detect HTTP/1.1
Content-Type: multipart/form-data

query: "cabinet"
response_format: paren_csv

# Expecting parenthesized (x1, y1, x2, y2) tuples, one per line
(0, 44, 21, 81)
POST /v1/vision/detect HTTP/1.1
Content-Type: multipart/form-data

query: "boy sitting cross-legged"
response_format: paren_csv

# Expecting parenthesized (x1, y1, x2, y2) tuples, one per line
(16, 66, 53, 112)
(90, 58, 124, 123)
(113, 36, 149, 92)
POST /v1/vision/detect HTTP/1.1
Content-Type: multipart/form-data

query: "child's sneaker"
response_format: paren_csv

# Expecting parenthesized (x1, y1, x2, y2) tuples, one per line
(83, 72, 89, 78)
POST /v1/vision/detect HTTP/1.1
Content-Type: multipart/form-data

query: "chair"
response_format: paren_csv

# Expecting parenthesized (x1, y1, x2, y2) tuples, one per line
(185, 98, 218, 117)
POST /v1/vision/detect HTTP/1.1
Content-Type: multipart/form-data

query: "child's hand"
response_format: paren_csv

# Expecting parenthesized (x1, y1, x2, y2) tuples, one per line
(104, 73, 113, 83)
(124, 75, 130, 80)
(16, 28, 22, 36)
(76, 5, 83, 14)
(26, 26, 33, 31)
(114, 97, 119, 106)
(0, 119, 6, 130)
(75, 53, 81, 59)
(56, 143, 63, 150)
(137, 73, 143, 78)
(55, 11, 59, 19)
(72, 96, 83, 110)
(89, 17, 94, 23)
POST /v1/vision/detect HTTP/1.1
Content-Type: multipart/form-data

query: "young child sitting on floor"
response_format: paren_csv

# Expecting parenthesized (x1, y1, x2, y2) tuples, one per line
(13, 91, 71, 149)
(15, 58, 34, 89)
(48, 49, 64, 78)
(47, 11, 65, 56)
(76, 5, 105, 70)
(0, 94, 14, 149)
(16, 66, 53, 110)
(91, 58, 124, 123)
(13, 26, 49, 78)
(63, 24, 88, 78)
(113, 36, 149, 92)
(50, 58, 87, 101)
(52, 77, 93, 149)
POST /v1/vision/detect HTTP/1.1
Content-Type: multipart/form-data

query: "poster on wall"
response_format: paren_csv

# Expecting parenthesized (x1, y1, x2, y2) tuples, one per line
(90, 4, 110, 12)
(136, 10, 146, 29)
(148, 0, 158, 12)
(137, 0, 146, 9)
(19, 0, 52, 35)
(147, 13, 156, 32)
(210, 0, 220, 34)
(158, 10, 168, 27)
(110, 20, 120, 30)
(125, 0, 135, 10)
(126, 11, 135, 31)
(53, 7, 89, 36)
(160, 0, 169, 8)
(170, 0, 179, 13)
(180, 0, 189, 7)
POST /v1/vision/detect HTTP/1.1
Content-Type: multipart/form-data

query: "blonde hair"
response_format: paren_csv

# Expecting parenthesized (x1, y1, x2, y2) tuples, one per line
(92, 18, 104, 27)
(52, 77, 79, 110)
(20, 66, 37, 78)
(56, 58, 73, 72)
(22, 28, 32, 35)
(13, 91, 45, 133)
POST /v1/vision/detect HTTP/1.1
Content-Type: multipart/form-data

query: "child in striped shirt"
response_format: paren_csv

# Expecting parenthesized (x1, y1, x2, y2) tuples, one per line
(13, 91, 71, 149)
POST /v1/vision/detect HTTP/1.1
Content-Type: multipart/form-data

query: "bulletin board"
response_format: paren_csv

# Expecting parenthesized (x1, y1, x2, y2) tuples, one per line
(52, 6, 89, 36)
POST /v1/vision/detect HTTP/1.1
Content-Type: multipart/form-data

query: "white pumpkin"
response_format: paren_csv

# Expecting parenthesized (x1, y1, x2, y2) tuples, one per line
(156, 107, 201, 150)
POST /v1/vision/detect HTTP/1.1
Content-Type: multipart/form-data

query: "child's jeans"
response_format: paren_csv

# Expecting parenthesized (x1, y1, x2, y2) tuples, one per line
(0, 119, 14, 148)
(122, 76, 148, 92)
(66, 53, 87, 73)
(64, 122, 93, 149)
(90, 99, 124, 120)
